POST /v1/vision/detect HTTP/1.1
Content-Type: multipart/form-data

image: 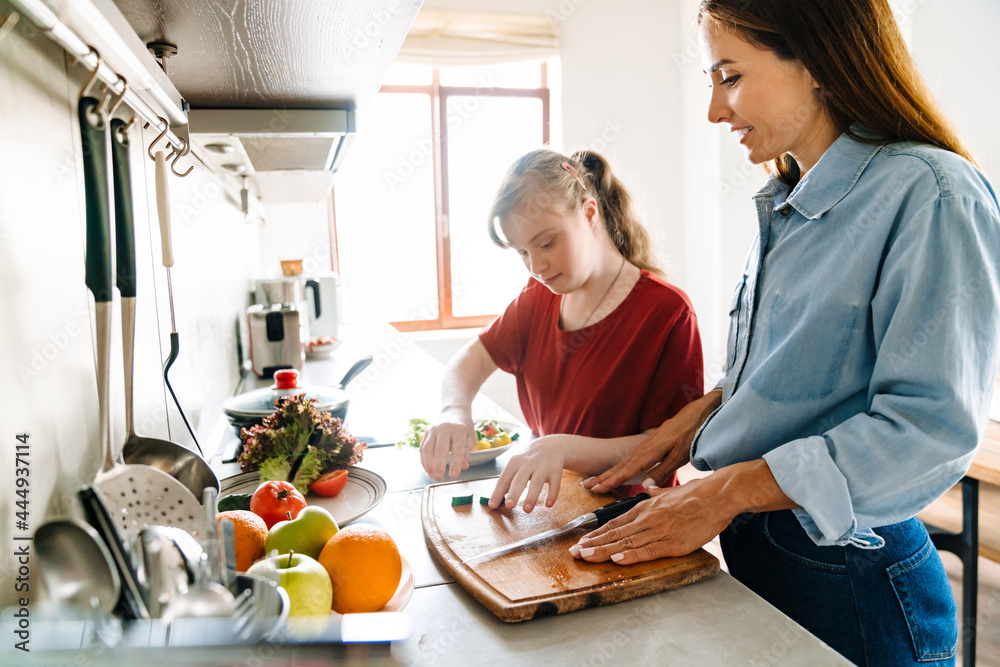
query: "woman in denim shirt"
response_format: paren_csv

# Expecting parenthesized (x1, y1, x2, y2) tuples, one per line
(575, 1, 1000, 664)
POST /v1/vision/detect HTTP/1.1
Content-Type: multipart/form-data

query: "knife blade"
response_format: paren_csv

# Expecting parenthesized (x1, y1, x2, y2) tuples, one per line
(462, 492, 650, 564)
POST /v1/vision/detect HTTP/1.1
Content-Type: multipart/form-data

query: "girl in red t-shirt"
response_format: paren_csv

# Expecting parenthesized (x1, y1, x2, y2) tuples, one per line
(419, 149, 703, 512)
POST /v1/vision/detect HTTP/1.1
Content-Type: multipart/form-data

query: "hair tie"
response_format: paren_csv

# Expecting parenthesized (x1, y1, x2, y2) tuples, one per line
(561, 162, 587, 190)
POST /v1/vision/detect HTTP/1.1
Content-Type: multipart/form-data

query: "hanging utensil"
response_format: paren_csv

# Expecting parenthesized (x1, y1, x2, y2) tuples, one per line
(462, 493, 651, 564)
(78, 486, 149, 621)
(153, 128, 202, 453)
(80, 95, 206, 541)
(110, 117, 218, 497)
(34, 519, 120, 615)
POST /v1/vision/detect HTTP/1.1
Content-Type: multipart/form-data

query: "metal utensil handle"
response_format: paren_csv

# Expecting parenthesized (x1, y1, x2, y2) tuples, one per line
(155, 150, 173, 268)
(110, 118, 136, 298)
(80, 97, 111, 304)
(592, 492, 651, 527)
(111, 118, 138, 435)
(80, 97, 116, 473)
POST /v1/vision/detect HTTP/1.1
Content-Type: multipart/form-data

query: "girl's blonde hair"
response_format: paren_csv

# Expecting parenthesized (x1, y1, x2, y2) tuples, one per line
(487, 149, 661, 275)
(698, 0, 976, 187)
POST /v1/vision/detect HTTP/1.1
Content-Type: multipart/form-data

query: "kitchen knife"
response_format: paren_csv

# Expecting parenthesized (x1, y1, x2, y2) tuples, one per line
(462, 492, 650, 564)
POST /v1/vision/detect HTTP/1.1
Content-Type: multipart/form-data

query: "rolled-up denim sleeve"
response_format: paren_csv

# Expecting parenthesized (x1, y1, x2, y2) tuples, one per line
(765, 195, 1000, 547)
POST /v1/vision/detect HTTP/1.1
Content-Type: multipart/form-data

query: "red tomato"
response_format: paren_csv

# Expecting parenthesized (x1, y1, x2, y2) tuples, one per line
(250, 480, 308, 528)
(309, 469, 349, 498)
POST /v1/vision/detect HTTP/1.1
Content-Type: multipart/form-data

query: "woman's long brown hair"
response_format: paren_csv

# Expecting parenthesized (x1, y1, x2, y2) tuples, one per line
(699, 0, 977, 186)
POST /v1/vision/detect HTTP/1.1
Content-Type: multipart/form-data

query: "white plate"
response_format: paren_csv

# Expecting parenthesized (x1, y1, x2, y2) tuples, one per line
(461, 420, 525, 466)
(218, 468, 386, 526)
(380, 556, 413, 612)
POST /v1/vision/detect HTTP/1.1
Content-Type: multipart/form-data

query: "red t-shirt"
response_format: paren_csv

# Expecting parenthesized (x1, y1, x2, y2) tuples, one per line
(480, 270, 703, 486)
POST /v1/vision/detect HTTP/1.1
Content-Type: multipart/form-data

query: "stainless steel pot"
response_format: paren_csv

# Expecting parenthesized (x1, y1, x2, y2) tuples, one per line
(222, 355, 372, 433)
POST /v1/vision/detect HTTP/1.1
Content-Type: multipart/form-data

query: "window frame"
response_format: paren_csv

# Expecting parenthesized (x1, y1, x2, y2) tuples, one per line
(332, 64, 550, 332)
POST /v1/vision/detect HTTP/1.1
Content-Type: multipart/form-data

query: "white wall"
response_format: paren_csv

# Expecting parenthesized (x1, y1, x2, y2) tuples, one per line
(257, 200, 334, 279)
(0, 1, 259, 608)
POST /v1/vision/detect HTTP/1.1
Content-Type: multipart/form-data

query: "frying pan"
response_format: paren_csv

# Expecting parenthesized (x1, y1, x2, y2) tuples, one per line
(108, 117, 218, 498)
(79, 96, 206, 541)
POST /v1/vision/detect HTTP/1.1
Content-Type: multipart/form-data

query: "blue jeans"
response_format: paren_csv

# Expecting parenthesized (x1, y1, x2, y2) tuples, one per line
(720, 510, 957, 666)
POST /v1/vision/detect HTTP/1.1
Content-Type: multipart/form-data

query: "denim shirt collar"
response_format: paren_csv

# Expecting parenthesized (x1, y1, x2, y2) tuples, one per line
(754, 130, 883, 221)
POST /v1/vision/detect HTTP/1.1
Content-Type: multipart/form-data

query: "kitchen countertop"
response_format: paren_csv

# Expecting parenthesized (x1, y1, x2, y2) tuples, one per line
(8, 323, 849, 664)
(210, 323, 850, 666)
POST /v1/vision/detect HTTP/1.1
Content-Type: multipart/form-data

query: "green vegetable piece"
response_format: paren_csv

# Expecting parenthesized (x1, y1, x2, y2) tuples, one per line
(479, 496, 490, 505)
(451, 494, 474, 507)
(217, 493, 253, 512)
(510, 432, 520, 441)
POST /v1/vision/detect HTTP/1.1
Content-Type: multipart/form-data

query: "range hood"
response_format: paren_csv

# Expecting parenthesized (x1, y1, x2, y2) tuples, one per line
(108, 0, 421, 179)
(188, 108, 356, 175)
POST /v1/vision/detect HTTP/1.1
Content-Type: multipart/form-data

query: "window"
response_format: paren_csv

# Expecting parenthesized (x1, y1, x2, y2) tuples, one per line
(333, 61, 553, 330)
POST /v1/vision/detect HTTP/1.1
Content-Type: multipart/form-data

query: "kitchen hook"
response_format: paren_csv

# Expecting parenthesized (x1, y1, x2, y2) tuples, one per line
(96, 75, 124, 119)
(78, 48, 102, 100)
(169, 137, 193, 177)
(147, 116, 170, 161)
(115, 116, 135, 147)
(106, 76, 128, 118)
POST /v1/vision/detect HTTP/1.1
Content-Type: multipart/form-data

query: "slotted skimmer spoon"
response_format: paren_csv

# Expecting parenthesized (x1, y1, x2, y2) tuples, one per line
(80, 99, 206, 541)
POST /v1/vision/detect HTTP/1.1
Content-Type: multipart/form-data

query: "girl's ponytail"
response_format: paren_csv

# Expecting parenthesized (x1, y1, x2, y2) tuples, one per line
(572, 150, 661, 276)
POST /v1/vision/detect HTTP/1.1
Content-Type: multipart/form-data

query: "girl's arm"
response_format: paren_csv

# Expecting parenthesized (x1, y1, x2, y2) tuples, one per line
(420, 339, 499, 480)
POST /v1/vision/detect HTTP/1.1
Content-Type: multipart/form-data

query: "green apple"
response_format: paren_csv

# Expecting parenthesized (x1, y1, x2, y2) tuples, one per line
(264, 505, 339, 560)
(247, 551, 333, 617)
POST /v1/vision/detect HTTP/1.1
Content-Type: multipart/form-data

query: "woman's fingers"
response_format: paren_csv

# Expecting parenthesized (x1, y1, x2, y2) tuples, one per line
(641, 461, 675, 489)
(584, 456, 647, 493)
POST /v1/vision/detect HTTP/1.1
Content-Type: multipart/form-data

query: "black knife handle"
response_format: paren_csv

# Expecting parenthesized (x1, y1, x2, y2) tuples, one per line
(593, 492, 651, 526)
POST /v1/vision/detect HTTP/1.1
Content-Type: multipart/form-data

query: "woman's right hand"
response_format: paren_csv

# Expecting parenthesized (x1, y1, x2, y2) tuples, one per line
(420, 409, 476, 481)
(584, 389, 723, 493)
(488, 436, 567, 512)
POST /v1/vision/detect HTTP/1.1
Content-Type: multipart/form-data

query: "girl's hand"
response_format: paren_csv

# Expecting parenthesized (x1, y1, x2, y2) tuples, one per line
(570, 480, 729, 564)
(420, 410, 475, 481)
(489, 436, 567, 512)
(584, 389, 723, 493)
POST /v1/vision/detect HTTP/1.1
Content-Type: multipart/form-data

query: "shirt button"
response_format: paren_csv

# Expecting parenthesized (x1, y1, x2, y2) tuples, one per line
(778, 206, 792, 216)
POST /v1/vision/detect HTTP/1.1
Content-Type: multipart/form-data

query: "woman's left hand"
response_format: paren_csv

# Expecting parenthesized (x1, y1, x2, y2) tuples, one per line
(570, 478, 733, 564)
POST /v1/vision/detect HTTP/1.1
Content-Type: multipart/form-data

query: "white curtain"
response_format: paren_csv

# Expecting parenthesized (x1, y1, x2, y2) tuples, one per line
(396, 10, 559, 65)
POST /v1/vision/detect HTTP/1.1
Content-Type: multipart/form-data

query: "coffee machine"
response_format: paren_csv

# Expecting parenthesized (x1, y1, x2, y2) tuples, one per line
(247, 277, 317, 377)
(247, 303, 305, 377)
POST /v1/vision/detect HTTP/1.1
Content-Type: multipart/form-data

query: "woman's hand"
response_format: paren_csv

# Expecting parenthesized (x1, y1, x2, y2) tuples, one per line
(420, 409, 475, 481)
(584, 389, 723, 493)
(488, 436, 568, 512)
(572, 459, 798, 564)
(569, 480, 731, 563)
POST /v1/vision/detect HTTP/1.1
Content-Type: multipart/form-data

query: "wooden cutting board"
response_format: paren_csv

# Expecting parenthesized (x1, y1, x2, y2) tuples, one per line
(422, 472, 720, 622)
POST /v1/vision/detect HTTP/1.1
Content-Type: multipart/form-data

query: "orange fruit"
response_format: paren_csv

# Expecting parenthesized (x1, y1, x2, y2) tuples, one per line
(317, 524, 401, 613)
(217, 510, 267, 572)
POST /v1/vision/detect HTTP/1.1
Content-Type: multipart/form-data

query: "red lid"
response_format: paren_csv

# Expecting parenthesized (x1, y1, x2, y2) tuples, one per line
(272, 368, 300, 390)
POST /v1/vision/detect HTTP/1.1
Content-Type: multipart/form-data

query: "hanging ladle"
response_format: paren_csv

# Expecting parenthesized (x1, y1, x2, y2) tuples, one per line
(111, 115, 218, 497)
(79, 80, 206, 543)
